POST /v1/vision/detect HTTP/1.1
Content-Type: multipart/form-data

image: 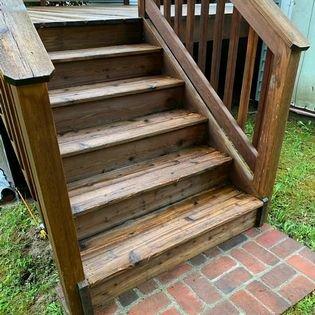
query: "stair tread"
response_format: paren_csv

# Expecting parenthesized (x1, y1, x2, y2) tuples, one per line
(49, 75, 184, 107)
(58, 110, 207, 157)
(69, 147, 232, 216)
(81, 185, 263, 286)
(49, 44, 162, 63)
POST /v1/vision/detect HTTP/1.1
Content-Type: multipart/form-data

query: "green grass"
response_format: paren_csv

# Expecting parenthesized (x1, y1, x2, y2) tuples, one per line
(0, 113, 314, 314)
(0, 203, 63, 315)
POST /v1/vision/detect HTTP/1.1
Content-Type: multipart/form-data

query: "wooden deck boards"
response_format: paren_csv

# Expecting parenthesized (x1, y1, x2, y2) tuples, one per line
(28, 4, 233, 24)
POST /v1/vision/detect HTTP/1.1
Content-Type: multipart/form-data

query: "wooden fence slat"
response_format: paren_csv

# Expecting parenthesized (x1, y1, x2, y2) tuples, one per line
(210, 0, 225, 91)
(164, 0, 171, 23)
(197, 0, 209, 73)
(237, 27, 259, 129)
(223, 7, 241, 110)
(174, 0, 183, 35)
(252, 48, 273, 148)
(155, 0, 161, 9)
(186, 0, 195, 55)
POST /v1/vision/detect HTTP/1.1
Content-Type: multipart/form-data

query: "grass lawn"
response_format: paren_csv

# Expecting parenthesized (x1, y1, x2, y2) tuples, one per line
(0, 113, 314, 314)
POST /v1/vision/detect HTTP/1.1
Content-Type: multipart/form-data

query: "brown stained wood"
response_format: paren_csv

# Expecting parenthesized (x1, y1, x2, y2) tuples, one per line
(0, 0, 54, 85)
(63, 123, 207, 183)
(253, 49, 301, 199)
(49, 44, 162, 63)
(59, 110, 206, 157)
(80, 188, 262, 307)
(53, 86, 184, 133)
(237, 27, 259, 129)
(163, 0, 171, 23)
(145, 0, 258, 171)
(37, 21, 143, 52)
(11, 83, 85, 314)
(186, 0, 195, 55)
(197, 0, 209, 73)
(143, 20, 256, 196)
(138, 0, 145, 17)
(48, 51, 163, 90)
(155, 0, 161, 10)
(210, 0, 225, 90)
(70, 148, 232, 239)
(252, 48, 273, 148)
(49, 75, 184, 108)
(174, 0, 183, 35)
(230, 0, 309, 53)
(223, 7, 241, 110)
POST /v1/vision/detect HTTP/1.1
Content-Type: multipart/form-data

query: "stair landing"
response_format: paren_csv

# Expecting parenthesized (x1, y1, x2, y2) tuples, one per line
(96, 224, 315, 315)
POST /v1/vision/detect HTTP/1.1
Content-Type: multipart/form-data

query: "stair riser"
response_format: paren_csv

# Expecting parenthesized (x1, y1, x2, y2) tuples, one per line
(63, 123, 207, 182)
(37, 20, 143, 52)
(49, 52, 163, 90)
(75, 162, 231, 240)
(90, 210, 258, 309)
(53, 87, 184, 133)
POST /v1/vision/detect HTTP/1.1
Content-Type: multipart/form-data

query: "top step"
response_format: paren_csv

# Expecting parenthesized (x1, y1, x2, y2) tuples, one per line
(37, 19, 143, 52)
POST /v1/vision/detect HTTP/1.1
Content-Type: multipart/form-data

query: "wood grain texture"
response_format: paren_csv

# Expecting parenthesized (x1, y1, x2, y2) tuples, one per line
(49, 49, 162, 89)
(230, 0, 309, 52)
(174, 0, 183, 35)
(145, 0, 257, 171)
(0, 0, 54, 85)
(185, 0, 195, 55)
(237, 27, 259, 129)
(11, 83, 85, 314)
(197, 0, 209, 73)
(210, 0, 226, 90)
(223, 7, 241, 110)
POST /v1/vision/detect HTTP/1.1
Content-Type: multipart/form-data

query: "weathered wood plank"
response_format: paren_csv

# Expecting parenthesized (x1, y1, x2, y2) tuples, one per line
(237, 27, 259, 129)
(185, 0, 195, 55)
(197, 0, 209, 73)
(0, 0, 54, 85)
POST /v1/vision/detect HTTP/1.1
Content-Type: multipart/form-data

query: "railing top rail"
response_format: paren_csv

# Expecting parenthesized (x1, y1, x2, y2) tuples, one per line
(231, 0, 309, 52)
(0, 0, 54, 86)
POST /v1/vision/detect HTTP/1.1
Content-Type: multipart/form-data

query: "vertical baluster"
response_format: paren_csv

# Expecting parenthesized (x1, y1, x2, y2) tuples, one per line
(174, 0, 183, 35)
(186, 0, 195, 55)
(210, 0, 225, 91)
(198, 0, 209, 73)
(237, 27, 259, 130)
(223, 7, 242, 110)
(138, 0, 145, 17)
(252, 48, 273, 148)
(164, 0, 171, 23)
(155, 0, 161, 9)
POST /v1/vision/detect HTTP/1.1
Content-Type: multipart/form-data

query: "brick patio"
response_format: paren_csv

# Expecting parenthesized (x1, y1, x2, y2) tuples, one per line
(96, 224, 315, 315)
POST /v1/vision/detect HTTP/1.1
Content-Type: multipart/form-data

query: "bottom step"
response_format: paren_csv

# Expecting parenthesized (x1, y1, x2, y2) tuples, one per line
(80, 185, 263, 310)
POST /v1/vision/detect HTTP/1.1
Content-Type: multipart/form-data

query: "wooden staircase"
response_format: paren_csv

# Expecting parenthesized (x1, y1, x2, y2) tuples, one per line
(0, 0, 308, 313)
(39, 19, 263, 310)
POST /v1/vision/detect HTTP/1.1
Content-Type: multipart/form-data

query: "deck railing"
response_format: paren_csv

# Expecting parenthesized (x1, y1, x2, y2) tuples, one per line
(0, 1, 85, 313)
(139, 0, 309, 203)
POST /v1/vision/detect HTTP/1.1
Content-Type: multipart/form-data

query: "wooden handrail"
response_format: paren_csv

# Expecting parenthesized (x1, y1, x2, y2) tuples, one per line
(0, 0, 54, 85)
(230, 0, 309, 53)
(145, 0, 258, 171)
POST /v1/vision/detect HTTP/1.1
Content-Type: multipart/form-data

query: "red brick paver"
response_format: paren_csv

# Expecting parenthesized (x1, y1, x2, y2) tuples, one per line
(96, 224, 315, 315)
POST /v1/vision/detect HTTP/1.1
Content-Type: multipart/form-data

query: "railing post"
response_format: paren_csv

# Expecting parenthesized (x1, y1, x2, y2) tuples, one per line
(253, 47, 302, 200)
(10, 82, 85, 315)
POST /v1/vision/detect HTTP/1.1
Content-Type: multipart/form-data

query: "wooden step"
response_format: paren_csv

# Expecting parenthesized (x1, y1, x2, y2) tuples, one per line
(37, 19, 143, 52)
(49, 44, 162, 63)
(49, 76, 185, 133)
(48, 44, 163, 89)
(59, 110, 208, 181)
(69, 147, 232, 239)
(80, 185, 263, 309)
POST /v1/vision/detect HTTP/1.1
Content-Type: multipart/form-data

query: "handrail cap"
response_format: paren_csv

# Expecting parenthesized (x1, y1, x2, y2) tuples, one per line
(231, 0, 310, 51)
(0, 0, 54, 86)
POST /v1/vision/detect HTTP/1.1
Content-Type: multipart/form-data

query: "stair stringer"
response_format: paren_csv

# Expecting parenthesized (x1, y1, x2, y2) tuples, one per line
(143, 19, 257, 198)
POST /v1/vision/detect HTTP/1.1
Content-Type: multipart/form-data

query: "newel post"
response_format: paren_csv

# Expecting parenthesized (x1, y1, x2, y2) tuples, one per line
(10, 82, 85, 314)
(253, 46, 302, 203)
